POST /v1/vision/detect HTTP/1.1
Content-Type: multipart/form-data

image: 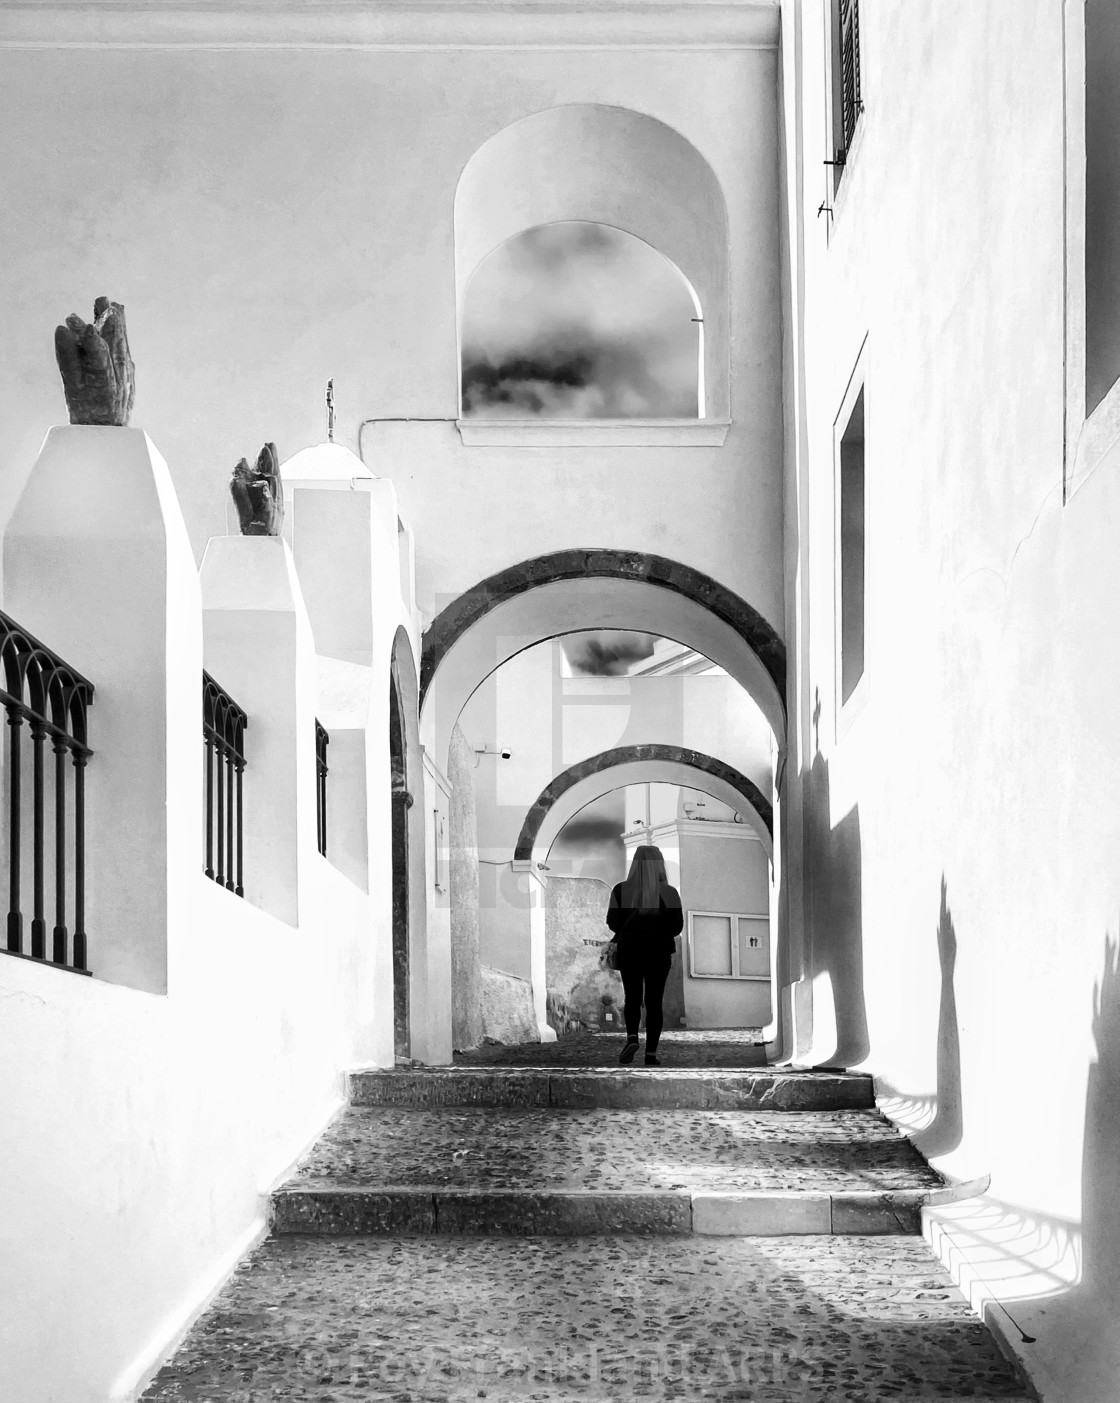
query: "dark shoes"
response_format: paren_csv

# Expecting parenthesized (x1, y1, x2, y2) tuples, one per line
(620, 1038, 662, 1066)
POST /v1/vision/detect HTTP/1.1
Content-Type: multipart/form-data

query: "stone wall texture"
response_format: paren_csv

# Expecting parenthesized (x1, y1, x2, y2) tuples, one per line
(448, 724, 483, 1050)
(545, 875, 624, 1028)
(479, 966, 539, 1046)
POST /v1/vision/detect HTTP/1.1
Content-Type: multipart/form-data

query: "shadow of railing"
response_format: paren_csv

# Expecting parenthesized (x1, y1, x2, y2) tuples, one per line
(881, 876, 964, 1159)
(923, 933, 1120, 1401)
(805, 696, 869, 1067)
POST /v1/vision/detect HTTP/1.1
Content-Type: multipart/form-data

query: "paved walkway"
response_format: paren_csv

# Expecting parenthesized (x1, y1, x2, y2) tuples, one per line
(290, 1107, 942, 1193)
(143, 1236, 1029, 1401)
(141, 1033, 1031, 1401)
(453, 1028, 769, 1068)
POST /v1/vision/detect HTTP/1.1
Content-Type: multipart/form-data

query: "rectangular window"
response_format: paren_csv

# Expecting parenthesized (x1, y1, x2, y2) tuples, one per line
(687, 911, 770, 981)
(1085, 0, 1120, 414)
(838, 386, 866, 711)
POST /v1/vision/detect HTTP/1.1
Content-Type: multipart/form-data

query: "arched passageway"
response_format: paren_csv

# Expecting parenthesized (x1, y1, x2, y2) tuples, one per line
(420, 550, 787, 781)
(524, 754, 776, 1035)
(515, 744, 773, 863)
(421, 557, 785, 1046)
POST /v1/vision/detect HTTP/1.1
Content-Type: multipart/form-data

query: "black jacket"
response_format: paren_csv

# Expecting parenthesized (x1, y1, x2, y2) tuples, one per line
(606, 883, 684, 961)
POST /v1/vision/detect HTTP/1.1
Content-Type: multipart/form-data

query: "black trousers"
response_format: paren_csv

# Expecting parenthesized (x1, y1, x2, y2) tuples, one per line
(618, 957, 672, 1051)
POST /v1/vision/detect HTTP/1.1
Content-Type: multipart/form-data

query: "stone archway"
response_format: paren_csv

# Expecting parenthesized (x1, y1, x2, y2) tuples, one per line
(515, 744, 773, 863)
(421, 550, 785, 703)
(419, 549, 787, 784)
(518, 747, 774, 1037)
(419, 553, 785, 1043)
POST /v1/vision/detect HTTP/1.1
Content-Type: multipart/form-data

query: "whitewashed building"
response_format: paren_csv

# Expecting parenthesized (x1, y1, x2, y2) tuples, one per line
(0, 2, 1116, 1399)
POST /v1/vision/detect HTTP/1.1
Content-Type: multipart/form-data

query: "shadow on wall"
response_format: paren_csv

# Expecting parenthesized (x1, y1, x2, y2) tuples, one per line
(806, 691, 869, 1068)
(988, 934, 1120, 1399)
(913, 877, 964, 1159)
(1081, 934, 1120, 1319)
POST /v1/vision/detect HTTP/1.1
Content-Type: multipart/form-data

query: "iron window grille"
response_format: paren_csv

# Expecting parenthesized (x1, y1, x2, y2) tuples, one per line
(203, 671, 247, 897)
(834, 0, 863, 168)
(0, 611, 94, 974)
(315, 720, 329, 857)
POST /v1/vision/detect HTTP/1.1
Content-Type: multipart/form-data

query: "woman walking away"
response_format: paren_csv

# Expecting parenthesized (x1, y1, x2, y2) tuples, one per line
(606, 845, 683, 1065)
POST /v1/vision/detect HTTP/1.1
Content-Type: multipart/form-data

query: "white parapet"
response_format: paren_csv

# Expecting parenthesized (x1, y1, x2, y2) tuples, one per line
(2, 425, 201, 995)
(199, 535, 317, 928)
(280, 440, 422, 1069)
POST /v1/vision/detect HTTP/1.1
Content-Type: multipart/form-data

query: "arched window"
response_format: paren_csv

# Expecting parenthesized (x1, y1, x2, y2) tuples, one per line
(460, 221, 703, 420)
(455, 104, 730, 432)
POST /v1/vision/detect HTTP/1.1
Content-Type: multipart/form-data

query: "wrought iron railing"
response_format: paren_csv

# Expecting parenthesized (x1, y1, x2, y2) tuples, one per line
(0, 612, 94, 974)
(203, 672, 247, 896)
(315, 720, 329, 857)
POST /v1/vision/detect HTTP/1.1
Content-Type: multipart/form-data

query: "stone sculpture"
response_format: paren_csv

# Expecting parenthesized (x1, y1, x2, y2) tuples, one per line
(54, 297, 135, 426)
(230, 443, 284, 537)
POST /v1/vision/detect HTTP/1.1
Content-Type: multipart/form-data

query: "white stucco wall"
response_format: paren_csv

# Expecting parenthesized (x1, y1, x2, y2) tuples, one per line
(678, 828, 772, 1028)
(0, 12, 785, 1394)
(0, 423, 435, 1391)
(0, 42, 785, 649)
(785, 2, 1120, 1396)
(0, 429, 399, 1401)
(0, 864, 374, 1403)
(279, 444, 423, 1069)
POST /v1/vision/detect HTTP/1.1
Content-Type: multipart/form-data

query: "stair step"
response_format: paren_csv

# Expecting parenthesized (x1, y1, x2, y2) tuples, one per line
(452, 1028, 769, 1068)
(141, 1236, 1032, 1401)
(271, 1106, 945, 1236)
(273, 1186, 693, 1235)
(351, 1066, 874, 1110)
(271, 1184, 949, 1236)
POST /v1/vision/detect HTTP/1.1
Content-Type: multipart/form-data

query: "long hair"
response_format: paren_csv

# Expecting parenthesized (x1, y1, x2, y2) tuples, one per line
(621, 844, 669, 913)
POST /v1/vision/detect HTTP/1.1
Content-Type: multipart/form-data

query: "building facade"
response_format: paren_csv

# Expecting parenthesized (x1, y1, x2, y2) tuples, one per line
(0, 2, 1116, 1399)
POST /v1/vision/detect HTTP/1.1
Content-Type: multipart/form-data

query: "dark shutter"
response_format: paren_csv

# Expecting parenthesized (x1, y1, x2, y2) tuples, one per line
(839, 0, 862, 154)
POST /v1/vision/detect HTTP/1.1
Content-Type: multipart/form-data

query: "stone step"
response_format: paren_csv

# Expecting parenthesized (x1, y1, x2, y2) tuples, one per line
(271, 1183, 962, 1236)
(351, 1065, 875, 1110)
(141, 1235, 1033, 1401)
(271, 1105, 949, 1236)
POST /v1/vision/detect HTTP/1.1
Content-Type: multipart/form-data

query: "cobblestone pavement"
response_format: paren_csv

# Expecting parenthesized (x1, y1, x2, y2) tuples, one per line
(141, 1235, 1030, 1401)
(453, 1029, 770, 1068)
(292, 1107, 942, 1193)
(142, 1039, 1027, 1400)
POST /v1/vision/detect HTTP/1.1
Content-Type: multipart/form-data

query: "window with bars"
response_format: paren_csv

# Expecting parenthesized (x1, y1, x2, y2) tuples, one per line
(202, 672, 247, 898)
(1, 611, 94, 975)
(833, 0, 862, 175)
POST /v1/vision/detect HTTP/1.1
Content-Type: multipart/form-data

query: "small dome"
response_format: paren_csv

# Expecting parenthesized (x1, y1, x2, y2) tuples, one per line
(280, 442, 373, 481)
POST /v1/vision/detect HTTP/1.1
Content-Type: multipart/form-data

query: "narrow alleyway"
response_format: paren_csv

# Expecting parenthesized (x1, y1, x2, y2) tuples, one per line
(143, 1035, 1031, 1401)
